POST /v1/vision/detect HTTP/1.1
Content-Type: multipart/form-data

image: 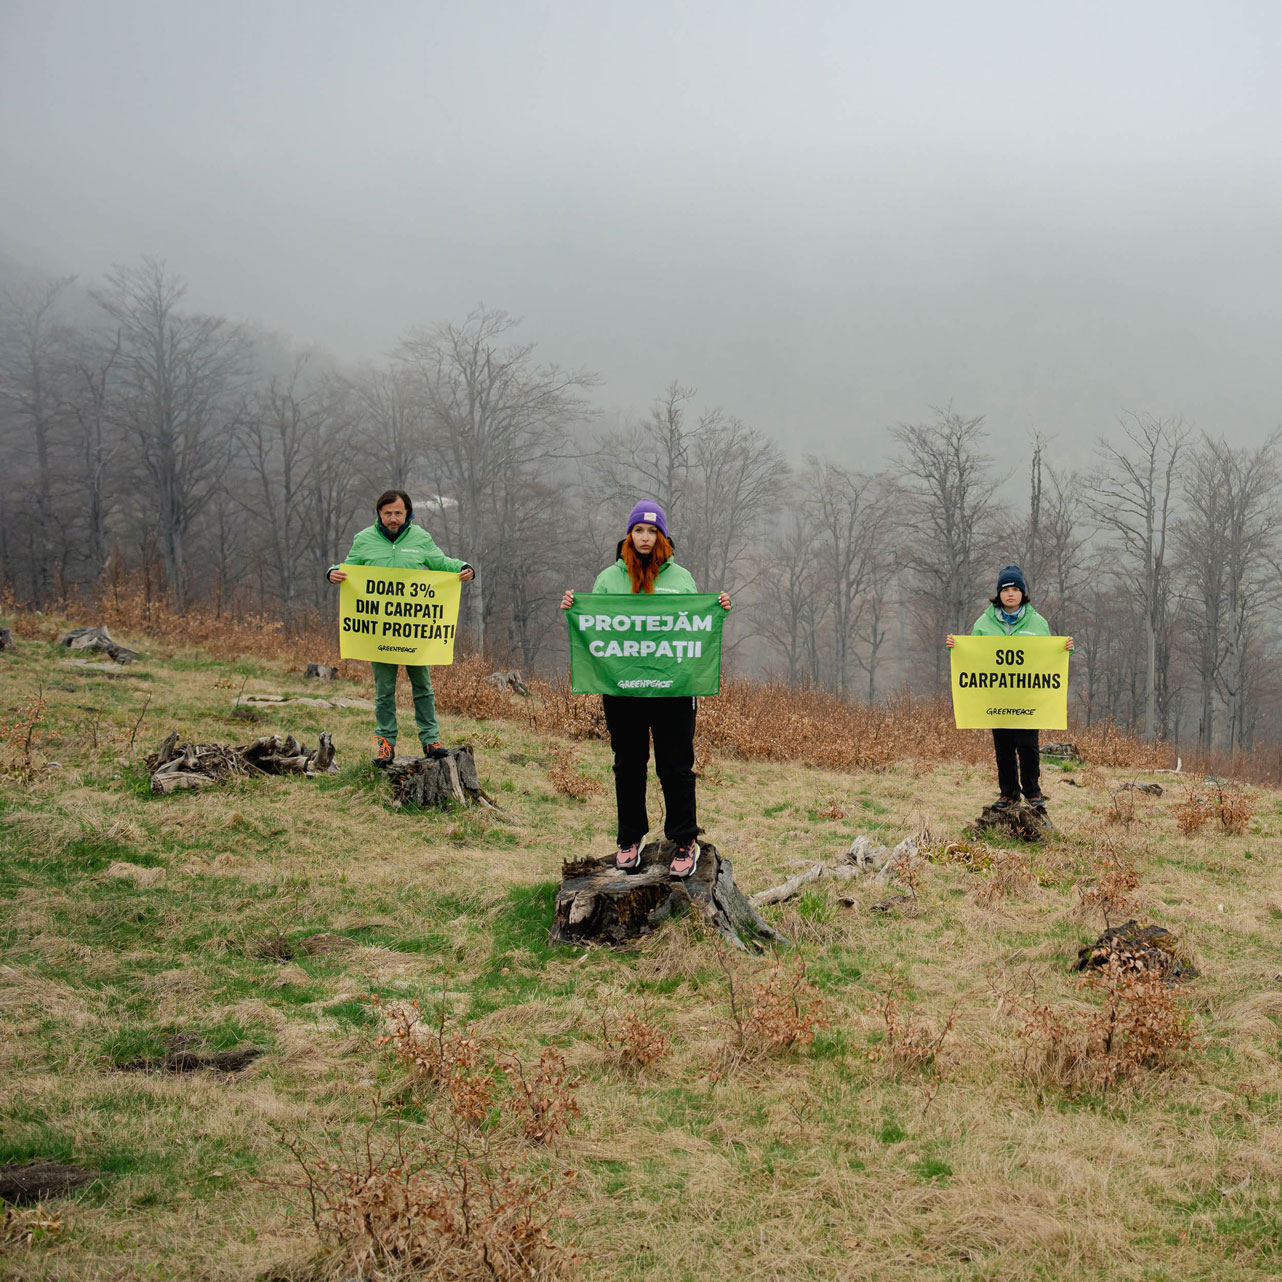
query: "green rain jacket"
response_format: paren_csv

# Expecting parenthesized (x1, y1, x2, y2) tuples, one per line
(329, 522, 468, 577)
(592, 550, 698, 594)
(970, 603, 1051, 637)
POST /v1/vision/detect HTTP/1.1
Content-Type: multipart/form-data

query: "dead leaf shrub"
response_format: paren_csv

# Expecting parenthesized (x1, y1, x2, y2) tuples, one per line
(600, 1012, 671, 1074)
(545, 748, 603, 801)
(1001, 962, 1196, 1094)
(1173, 787, 1213, 835)
(713, 955, 829, 1078)
(1212, 783, 1256, 836)
(876, 990, 956, 1074)
(275, 1102, 577, 1282)
(506, 1048, 581, 1145)
(1076, 852, 1142, 927)
(374, 999, 498, 1127)
(1107, 788, 1139, 829)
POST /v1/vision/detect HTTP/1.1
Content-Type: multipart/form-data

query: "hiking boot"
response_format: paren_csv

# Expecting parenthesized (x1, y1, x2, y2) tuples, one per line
(372, 735, 395, 767)
(422, 741, 449, 759)
(1025, 792, 1048, 809)
(668, 840, 701, 879)
(991, 795, 1017, 811)
(615, 843, 641, 871)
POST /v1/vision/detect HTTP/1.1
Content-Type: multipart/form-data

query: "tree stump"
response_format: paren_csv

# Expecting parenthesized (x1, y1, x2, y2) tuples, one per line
(0, 627, 13, 652)
(385, 746, 499, 810)
(973, 801, 1054, 841)
(1040, 740, 1082, 763)
(550, 839, 787, 953)
(305, 662, 339, 679)
(57, 625, 139, 664)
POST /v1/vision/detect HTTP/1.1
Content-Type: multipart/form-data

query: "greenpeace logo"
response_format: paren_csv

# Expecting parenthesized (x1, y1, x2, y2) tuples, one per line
(986, 706, 1035, 716)
(377, 644, 417, 654)
(617, 678, 674, 689)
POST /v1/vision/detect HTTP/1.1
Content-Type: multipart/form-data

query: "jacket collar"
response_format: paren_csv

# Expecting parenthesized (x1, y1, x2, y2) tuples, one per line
(377, 518, 412, 543)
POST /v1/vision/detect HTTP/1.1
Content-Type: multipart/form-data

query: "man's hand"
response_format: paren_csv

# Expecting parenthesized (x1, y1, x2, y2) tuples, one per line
(560, 590, 574, 610)
(460, 567, 475, 582)
(328, 568, 347, 583)
(945, 634, 956, 648)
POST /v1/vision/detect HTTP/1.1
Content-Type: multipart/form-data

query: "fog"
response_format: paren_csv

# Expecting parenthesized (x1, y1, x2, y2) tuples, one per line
(3, 0, 1280, 460)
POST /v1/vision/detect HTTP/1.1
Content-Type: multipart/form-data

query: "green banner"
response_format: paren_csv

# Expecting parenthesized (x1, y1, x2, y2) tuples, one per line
(567, 593, 724, 696)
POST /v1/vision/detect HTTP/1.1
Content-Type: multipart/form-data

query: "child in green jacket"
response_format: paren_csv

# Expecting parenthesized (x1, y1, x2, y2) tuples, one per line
(947, 565, 1073, 810)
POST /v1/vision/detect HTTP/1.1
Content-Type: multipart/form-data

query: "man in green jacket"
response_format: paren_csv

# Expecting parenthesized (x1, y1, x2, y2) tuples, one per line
(328, 489, 473, 765)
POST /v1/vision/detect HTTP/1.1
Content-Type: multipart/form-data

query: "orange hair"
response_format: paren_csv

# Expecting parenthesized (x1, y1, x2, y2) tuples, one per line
(622, 530, 674, 593)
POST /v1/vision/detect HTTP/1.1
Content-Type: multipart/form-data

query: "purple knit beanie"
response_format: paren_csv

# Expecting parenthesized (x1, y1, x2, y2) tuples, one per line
(626, 500, 669, 540)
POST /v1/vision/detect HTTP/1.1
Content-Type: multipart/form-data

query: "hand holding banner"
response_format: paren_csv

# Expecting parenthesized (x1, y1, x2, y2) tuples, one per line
(338, 565, 462, 665)
(950, 636, 1070, 729)
(567, 594, 725, 696)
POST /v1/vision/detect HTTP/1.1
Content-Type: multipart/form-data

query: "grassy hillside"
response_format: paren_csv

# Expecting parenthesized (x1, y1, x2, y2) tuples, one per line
(1, 620, 1280, 1280)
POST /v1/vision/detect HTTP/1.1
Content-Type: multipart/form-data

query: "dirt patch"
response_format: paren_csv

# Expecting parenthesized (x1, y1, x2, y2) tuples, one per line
(0, 1160, 99, 1204)
(116, 1036, 263, 1075)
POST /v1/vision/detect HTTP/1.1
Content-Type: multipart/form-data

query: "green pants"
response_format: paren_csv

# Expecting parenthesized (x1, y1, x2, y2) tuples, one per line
(371, 662, 440, 746)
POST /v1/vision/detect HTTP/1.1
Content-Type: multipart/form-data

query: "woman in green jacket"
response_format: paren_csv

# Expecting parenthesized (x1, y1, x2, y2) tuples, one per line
(946, 565, 1073, 810)
(328, 489, 473, 765)
(561, 500, 730, 878)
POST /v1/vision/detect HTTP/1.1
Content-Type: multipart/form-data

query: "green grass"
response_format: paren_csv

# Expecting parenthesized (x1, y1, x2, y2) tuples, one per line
(1, 627, 1281, 1281)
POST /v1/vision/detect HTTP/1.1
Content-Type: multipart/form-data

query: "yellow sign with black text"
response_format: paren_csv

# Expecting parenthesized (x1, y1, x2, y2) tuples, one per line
(950, 636, 1070, 729)
(337, 565, 462, 665)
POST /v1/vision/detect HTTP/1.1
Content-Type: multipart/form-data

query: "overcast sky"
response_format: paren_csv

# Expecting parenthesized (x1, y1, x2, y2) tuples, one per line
(2, 0, 1280, 465)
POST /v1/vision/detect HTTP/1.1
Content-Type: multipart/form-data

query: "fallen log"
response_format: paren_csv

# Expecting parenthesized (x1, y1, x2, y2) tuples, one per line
(385, 745, 500, 810)
(550, 839, 786, 953)
(749, 834, 918, 906)
(57, 625, 139, 664)
(146, 729, 337, 794)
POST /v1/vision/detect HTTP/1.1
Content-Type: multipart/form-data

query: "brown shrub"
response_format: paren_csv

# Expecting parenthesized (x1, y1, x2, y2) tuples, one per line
(876, 991, 956, 1073)
(1076, 852, 1142, 928)
(374, 999, 498, 1127)
(1173, 786, 1213, 835)
(276, 1105, 577, 1282)
(974, 850, 1034, 907)
(601, 1012, 672, 1074)
(545, 747, 603, 801)
(505, 1048, 581, 1145)
(1002, 962, 1196, 1094)
(713, 955, 829, 1078)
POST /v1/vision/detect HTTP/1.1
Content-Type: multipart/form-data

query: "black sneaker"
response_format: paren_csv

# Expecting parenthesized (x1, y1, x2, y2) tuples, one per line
(991, 795, 1017, 811)
(1025, 793, 1048, 809)
(422, 741, 449, 759)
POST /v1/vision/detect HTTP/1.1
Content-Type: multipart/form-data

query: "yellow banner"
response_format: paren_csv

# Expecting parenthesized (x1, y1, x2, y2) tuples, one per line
(337, 565, 462, 665)
(950, 636, 1069, 729)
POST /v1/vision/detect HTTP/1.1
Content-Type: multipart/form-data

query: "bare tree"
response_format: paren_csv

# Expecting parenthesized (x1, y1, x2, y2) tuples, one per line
(893, 408, 1000, 688)
(0, 274, 76, 604)
(759, 503, 826, 685)
(94, 257, 249, 610)
(1087, 413, 1186, 742)
(394, 307, 597, 653)
(1176, 431, 1282, 750)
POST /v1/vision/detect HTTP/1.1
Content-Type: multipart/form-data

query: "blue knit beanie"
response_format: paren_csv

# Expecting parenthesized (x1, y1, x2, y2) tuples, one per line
(626, 500, 669, 540)
(996, 565, 1027, 596)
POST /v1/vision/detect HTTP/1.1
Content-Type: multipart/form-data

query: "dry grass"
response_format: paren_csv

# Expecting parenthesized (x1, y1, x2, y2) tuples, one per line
(3, 609, 1282, 1281)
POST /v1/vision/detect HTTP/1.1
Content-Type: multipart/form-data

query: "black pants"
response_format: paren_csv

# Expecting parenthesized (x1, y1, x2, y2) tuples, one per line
(602, 695, 698, 846)
(992, 728, 1041, 799)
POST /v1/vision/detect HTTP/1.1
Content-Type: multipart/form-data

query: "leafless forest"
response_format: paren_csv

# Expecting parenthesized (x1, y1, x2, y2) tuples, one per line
(2, 254, 1279, 754)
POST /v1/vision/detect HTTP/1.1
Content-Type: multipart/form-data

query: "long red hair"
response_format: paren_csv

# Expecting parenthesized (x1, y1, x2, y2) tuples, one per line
(622, 530, 674, 593)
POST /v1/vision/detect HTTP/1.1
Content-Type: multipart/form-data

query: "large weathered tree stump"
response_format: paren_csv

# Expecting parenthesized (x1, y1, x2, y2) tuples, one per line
(385, 746, 499, 810)
(550, 839, 787, 953)
(57, 625, 139, 664)
(0, 627, 14, 651)
(147, 730, 337, 794)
